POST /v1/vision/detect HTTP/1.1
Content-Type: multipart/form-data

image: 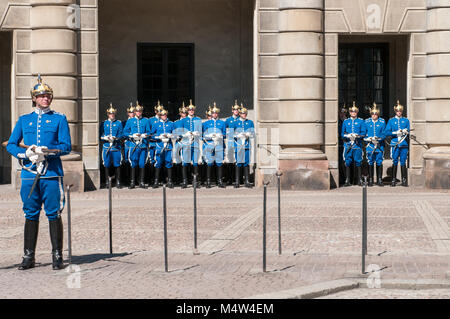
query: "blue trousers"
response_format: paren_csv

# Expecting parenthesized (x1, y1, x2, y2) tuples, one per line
(343, 145, 363, 167)
(181, 146, 200, 167)
(20, 177, 65, 221)
(391, 147, 408, 166)
(235, 147, 250, 167)
(203, 143, 224, 167)
(366, 146, 384, 166)
(148, 147, 156, 166)
(102, 149, 122, 168)
(155, 148, 173, 169)
(128, 147, 148, 168)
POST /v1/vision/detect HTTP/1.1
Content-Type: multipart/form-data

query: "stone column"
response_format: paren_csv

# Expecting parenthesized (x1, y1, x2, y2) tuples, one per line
(276, 0, 328, 190)
(424, 0, 450, 188)
(30, 0, 83, 190)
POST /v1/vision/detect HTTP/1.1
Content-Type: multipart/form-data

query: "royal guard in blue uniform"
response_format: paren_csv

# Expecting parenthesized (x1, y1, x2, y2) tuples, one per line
(341, 102, 367, 186)
(364, 103, 386, 187)
(151, 108, 175, 189)
(123, 102, 151, 189)
(100, 104, 124, 189)
(232, 105, 255, 188)
(6, 75, 71, 270)
(202, 103, 226, 188)
(385, 101, 410, 187)
(338, 105, 348, 185)
(173, 103, 188, 185)
(148, 101, 164, 170)
(225, 101, 241, 184)
(180, 100, 202, 188)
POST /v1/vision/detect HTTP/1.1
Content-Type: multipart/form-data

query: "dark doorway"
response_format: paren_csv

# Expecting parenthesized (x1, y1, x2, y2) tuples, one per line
(137, 43, 194, 120)
(338, 43, 389, 186)
(338, 43, 389, 121)
(0, 32, 12, 185)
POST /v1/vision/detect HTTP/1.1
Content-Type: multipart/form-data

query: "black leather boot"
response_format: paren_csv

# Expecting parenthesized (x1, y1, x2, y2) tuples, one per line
(391, 165, 398, 187)
(18, 219, 39, 270)
(344, 166, 351, 187)
(357, 166, 363, 186)
(49, 216, 64, 270)
(129, 167, 136, 189)
(167, 168, 174, 189)
(206, 165, 212, 188)
(139, 167, 147, 189)
(193, 166, 201, 188)
(244, 166, 253, 188)
(181, 165, 188, 189)
(234, 166, 240, 188)
(152, 168, 160, 189)
(368, 165, 374, 187)
(115, 167, 122, 189)
(217, 165, 226, 188)
(376, 165, 384, 187)
(104, 167, 110, 188)
(401, 166, 408, 187)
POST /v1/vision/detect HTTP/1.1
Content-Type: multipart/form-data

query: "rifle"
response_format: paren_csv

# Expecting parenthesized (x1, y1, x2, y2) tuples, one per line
(343, 134, 364, 157)
(1, 141, 61, 154)
(392, 129, 414, 152)
(2, 142, 61, 198)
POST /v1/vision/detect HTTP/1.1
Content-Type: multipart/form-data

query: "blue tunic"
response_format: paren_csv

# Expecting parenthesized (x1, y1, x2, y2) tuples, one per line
(7, 108, 72, 221)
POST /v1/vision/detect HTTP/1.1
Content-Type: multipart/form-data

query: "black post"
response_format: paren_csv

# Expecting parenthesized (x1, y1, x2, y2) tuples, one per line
(362, 176, 368, 274)
(193, 174, 198, 254)
(276, 171, 283, 255)
(163, 185, 168, 272)
(108, 176, 113, 255)
(263, 181, 269, 272)
(66, 184, 73, 270)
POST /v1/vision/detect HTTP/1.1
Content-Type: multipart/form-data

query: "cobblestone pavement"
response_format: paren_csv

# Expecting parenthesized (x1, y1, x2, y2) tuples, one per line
(0, 185, 449, 299)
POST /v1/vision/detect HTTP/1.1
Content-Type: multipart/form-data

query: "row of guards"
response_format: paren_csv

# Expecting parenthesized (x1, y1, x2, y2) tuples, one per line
(100, 99, 256, 189)
(340, 101, 411, 188)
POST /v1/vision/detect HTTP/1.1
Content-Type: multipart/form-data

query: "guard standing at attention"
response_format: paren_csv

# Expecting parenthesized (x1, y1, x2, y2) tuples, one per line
(384, 101, 410, 187)
(341, 102, 367, 186)
(6, 75, 71, 270)
(364, 103, 386, 187)
(100, 104, 124, 188)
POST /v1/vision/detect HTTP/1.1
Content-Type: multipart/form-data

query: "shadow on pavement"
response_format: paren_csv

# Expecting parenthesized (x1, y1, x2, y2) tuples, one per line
(70, 252, 131, 265)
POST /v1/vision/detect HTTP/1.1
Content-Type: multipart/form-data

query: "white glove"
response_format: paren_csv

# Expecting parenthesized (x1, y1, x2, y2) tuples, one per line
(26, 145, 45, 163)
(101, 136, 110, 142)
(141, 133, 148, 139)
(133, 133, 141, 139)
(364, 137, 371, 142)
(192, 131, 200, 137)
(35, 146, 48, 154)
(349, 134, 356, 142)
(183, 132, 193, 138)
(372, 139, 379, 145)
(245, 132, 252, 138)
(166, 134, 173, 139)
(395, 130, 402, 138)
(402, 128, 409, 134)
(161, 138, 170, 144)
(108, 136, 115, 143)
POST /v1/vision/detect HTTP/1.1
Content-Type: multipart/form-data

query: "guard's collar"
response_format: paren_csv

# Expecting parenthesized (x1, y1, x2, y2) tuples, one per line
(188, 115, 194, 119)
(34, 107, 51, 115)
(395, 116, 402, 119)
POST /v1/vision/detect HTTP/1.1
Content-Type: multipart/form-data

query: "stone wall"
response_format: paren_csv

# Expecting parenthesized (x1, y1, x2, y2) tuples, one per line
(98, 0, 254, 121)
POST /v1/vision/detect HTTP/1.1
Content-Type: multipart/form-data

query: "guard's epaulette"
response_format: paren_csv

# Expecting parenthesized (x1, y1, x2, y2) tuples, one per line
(379, 118, 386, 123)
(52, 111, 66, 118)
